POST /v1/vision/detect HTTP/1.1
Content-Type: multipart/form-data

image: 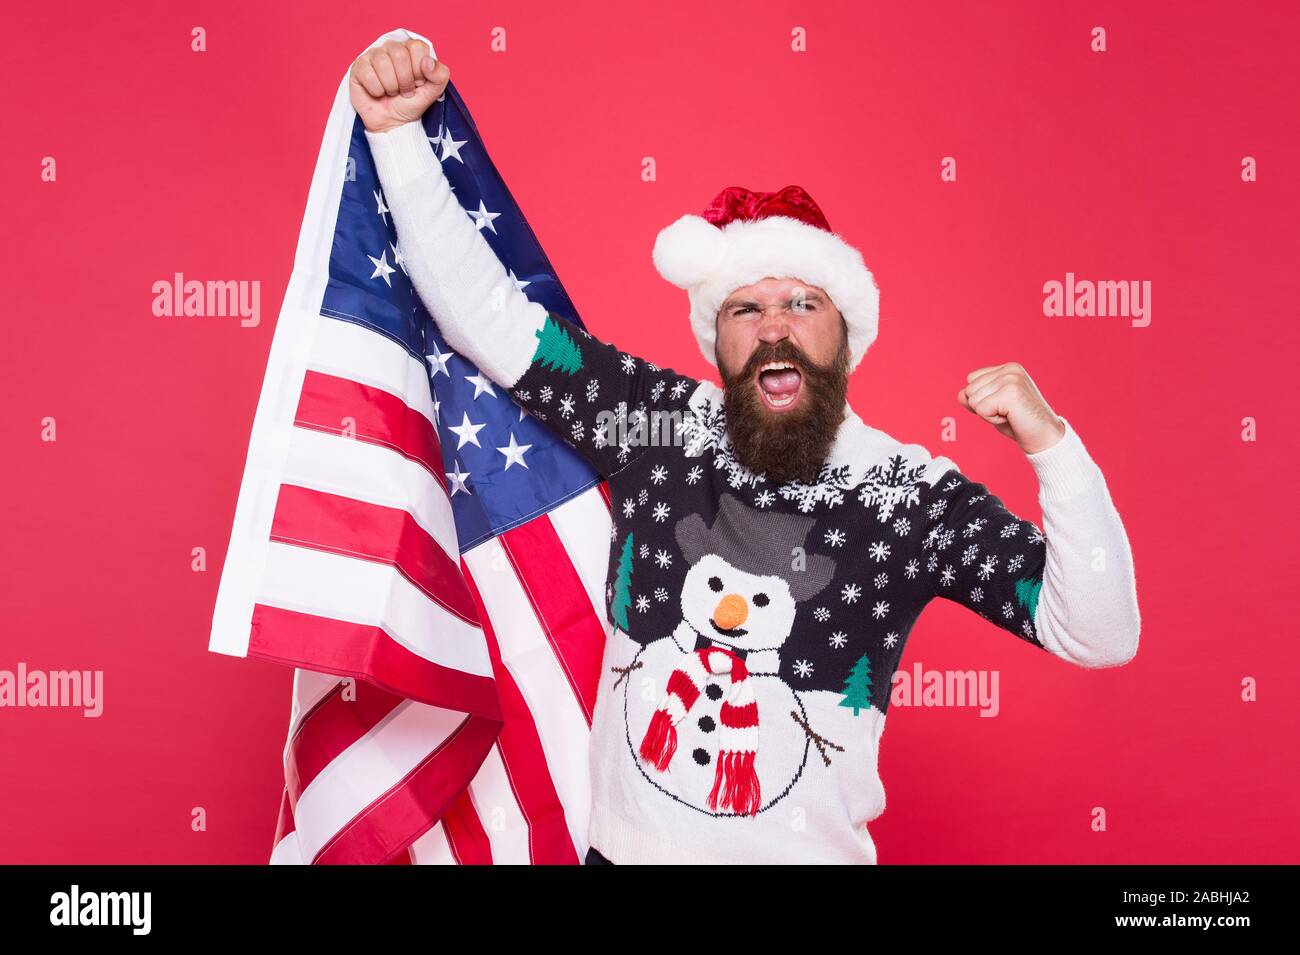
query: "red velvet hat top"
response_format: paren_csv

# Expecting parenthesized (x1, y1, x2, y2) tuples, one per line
(700, 185, 833, 234)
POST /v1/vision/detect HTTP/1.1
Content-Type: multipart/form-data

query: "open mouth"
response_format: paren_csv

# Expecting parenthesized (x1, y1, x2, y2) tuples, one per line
(755, 360, 804, 411)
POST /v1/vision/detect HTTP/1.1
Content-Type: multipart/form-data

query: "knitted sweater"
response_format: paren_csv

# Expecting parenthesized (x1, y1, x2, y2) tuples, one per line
(365, 119, 1142, 864)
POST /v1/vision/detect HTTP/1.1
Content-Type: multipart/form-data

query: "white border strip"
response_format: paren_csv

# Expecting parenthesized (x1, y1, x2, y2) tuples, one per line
(210, 28, 439, 657)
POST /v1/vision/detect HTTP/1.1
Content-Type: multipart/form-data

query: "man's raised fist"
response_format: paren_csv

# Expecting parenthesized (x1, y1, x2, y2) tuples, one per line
(349, 39, 450, 134)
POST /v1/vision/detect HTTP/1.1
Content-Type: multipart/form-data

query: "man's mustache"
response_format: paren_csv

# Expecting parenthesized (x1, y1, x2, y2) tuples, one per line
(737, 346, 852, 390)
(732, 342, 818, 380)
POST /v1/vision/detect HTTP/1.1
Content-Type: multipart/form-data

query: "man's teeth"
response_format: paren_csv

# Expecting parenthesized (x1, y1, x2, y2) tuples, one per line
(757, 361, 801, 407)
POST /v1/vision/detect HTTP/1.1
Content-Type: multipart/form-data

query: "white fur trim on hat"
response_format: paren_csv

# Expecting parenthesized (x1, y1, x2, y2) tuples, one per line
(652, 213, 880, 372)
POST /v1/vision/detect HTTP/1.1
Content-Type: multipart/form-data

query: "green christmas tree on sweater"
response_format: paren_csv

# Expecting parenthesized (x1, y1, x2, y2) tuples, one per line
(611, 532, 634, 631)
(1014, 575, 1043, 617)
(838, 653, 874, 716)
(532, 313, 584, 375)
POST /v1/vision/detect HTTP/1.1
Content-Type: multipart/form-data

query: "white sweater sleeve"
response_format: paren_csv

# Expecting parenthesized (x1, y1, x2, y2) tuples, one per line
(924, 415, 1141, 669)
(363, 119, 547, 388)
(1023, 416, 1142, 667)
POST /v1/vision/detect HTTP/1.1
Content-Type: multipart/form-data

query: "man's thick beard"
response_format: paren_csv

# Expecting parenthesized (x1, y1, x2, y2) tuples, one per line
(720, 336, 850, 486)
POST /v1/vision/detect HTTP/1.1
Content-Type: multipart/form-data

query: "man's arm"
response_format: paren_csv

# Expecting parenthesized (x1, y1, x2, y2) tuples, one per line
(922, 416, 1141, 668)
(353, 42, 700, 477)
(364, 118, 546, 389)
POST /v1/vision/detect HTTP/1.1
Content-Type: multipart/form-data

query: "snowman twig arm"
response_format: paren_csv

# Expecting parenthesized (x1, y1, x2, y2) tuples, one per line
(791, 711, 844, 767)
(610, 661, 642, 692)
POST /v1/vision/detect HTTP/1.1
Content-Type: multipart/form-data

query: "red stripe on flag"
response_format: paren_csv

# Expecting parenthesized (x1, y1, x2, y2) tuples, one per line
(270, 484, 478, 624)
(284, 680, 406, 802)
(272, 785, 296, 858)
(249, 605, 501, 719)
(313, 712, 501, 865)
(596, 480, 612, 511)
(295, 370, 445, 490)
(498, 515, 604, 724)
(462, 561, 581, 864)
(441, 788, 494, 865)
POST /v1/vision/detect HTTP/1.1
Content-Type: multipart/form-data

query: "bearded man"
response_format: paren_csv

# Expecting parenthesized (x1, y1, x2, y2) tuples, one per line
(349, 40, 1141, 865)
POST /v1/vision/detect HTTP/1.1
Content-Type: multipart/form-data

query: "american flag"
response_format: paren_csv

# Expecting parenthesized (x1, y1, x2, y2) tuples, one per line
(209, 29, 609, 864)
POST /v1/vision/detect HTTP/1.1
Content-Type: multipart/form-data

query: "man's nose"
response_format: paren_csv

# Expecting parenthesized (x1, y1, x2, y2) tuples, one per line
(756, 312, 791, 344)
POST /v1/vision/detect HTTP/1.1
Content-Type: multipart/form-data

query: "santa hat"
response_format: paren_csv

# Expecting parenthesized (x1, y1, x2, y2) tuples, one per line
(652, 185, 880, 372)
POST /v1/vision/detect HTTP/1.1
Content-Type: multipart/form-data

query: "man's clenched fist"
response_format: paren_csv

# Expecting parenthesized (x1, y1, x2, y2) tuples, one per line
(349, 40, 450, 134)
(956, 362, 1067, 455)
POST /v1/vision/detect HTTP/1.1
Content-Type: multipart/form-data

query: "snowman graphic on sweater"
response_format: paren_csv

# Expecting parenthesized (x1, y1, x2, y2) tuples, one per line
(617, 494, 843, 817)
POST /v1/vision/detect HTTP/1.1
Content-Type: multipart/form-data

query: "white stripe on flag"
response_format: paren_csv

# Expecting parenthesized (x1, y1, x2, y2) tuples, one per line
(547, 486, 615, 633)
(270, 828, 306, 865)
(467, 743, 534, 864)
(286, 666, 346, 744)
(259, 541, 491, 678)
(408, 822, 456, 864)
(307, 316, 438, 427)
(290, 698, 463, 863)
(463, 543, 592, 853)
(281, 426, 460, 560)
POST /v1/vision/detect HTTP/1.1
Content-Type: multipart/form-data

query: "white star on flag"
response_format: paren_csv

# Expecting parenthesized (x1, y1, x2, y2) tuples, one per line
(367, 249, 396, 286)
(468, 200, 501, 233)
(439, 128, 468, 163)
(497, 433, 532, 470)
(465, 373, 497, 399)
(508, 270, 531, 293)
(425, 342, 454, 378)
(448, 412, 486, 450)
(445, 462, 471, 496)
(373, 189, 389, 225)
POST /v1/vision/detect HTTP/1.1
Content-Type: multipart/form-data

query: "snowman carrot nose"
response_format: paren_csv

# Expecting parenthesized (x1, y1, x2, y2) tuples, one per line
(712, 594, 749, 631)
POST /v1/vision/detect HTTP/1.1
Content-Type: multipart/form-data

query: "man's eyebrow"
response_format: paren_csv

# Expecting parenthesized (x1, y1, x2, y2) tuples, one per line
(722, 292, 826, 310)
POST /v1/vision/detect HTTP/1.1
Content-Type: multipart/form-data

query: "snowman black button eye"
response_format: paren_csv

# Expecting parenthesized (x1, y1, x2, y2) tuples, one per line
(708, 576, 723, 592)
(753, 593, 769, 607)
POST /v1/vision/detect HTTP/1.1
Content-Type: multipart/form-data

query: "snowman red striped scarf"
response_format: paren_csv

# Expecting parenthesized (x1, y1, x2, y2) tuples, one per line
(638, 645, 762, 816)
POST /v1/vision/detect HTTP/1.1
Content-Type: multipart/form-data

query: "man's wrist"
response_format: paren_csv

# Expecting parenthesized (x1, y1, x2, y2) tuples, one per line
(1025, 416, 1102, 503)
(364, 119, 438, 190)
(1019, 414, 1067, 455)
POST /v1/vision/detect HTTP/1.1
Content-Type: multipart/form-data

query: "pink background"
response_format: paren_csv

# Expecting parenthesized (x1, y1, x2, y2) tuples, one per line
(3, 0, 1297, 863)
